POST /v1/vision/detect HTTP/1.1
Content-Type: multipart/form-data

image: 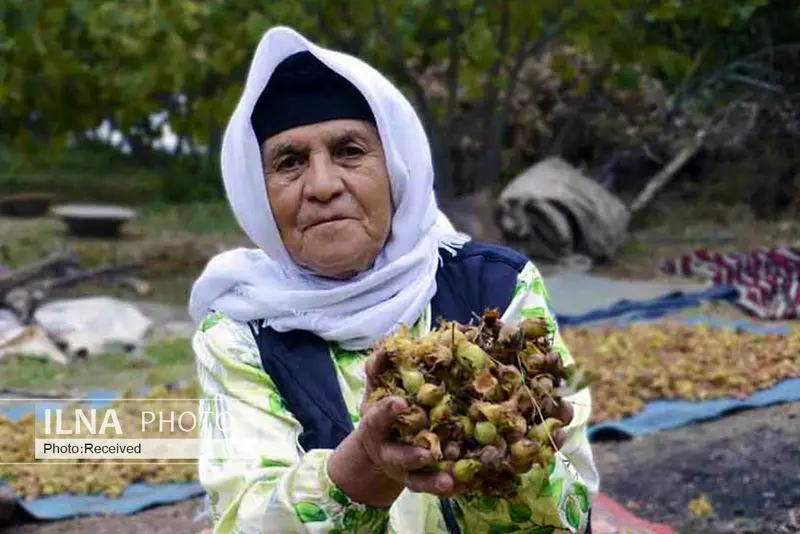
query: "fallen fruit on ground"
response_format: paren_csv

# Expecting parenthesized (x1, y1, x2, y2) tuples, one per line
(688, 494, 715, 517)
(0, 383, 199, 500)
(561, 323, 800, 423)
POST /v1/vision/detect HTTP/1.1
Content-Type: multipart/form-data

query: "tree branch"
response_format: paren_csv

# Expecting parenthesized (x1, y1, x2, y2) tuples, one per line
(371, 2, 433, 125)
(629, 130, 707, 214)
(723, 72, 784, 92)
(466, 0, 482, 28)
(548, 62, 613, 157)
(492, 3, 578, 184)
(372, 0, 453, 196)
(500, 28, 530, 132)
(666, 43, 710, 116)
(445, 6, 461, 129)
(525, 0, 580, 59)
(699, 43, 800, 94)
(476, 0, 511, 189)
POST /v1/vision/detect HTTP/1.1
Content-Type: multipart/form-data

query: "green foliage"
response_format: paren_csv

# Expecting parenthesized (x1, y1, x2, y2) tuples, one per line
(0, 339, 194, 392)
(0, 140, 163, 202)
(0, 0, 784, 197)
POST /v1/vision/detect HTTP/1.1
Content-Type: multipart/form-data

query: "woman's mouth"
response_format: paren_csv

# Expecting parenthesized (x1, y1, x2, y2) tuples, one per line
(305, 217, 351, 230)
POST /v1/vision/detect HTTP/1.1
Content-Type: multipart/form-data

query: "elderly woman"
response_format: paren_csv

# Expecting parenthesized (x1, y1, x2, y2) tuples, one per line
(189, 27, 598, 534)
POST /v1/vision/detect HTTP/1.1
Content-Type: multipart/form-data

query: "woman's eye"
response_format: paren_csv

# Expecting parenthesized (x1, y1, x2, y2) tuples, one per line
(337, 144, 365, 159)
(276, 156, 301, 171)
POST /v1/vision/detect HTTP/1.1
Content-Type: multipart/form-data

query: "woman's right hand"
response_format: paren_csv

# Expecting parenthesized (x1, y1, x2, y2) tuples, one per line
(328, 351, 458, 508)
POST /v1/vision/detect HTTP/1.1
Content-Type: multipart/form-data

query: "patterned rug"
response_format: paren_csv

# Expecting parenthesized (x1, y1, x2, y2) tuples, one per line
(662, 247, 800, 320)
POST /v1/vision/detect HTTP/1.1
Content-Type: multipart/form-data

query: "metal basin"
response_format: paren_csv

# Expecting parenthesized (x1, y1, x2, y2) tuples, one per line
(52, 204, 137, 238)
(0, 193, 55, 218)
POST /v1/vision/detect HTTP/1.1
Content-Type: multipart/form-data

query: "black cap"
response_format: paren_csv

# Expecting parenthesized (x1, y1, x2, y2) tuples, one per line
(250, 51, 377, 146)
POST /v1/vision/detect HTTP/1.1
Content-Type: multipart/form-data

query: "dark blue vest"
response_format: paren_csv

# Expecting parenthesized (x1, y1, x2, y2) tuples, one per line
(248, 241, 591, 532)
(249, 241, 526, 452)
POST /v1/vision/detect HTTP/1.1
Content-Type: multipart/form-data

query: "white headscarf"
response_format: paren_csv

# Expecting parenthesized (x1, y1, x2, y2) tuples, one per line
(188, 26, 470, 350)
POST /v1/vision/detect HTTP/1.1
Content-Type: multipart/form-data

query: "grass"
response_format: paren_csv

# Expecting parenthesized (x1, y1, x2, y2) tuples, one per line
(137, 201, 241, 235)
(1, 200, 245, 306)
(593, 199, 800, 280)
(0, 145, 246, 394)
(0, 338, 196, 394)
(2, 142, 799, 395)
(0, 143, 164, 204)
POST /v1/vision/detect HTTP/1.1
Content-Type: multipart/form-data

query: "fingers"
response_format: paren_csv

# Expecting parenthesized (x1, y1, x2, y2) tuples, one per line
(379, 442, 435, 473)
(558, 400, 574, 426)
(364, 348, 392, 388)
(404, 471, 457, 496)
(553, 428, 567, 450)
(360, 395, 408, 442)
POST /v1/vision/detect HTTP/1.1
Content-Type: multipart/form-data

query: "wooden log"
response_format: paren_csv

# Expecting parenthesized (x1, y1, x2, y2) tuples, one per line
(629, 129, 708, 215)
(0, 253, 79, 295)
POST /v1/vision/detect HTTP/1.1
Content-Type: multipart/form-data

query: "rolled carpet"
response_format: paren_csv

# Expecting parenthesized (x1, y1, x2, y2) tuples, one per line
(496, 157, 630, 262)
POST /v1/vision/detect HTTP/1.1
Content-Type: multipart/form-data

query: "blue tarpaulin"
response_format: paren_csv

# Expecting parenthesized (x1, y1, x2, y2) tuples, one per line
(15, 482, 205, 520)
(1, 388, 205, 520)
(1, 288, 796, 520)
(555, 285, 739, 327)
(587, 377, 800, 440)
(548, 280, 798, 438)
(557, 297, 798, 440)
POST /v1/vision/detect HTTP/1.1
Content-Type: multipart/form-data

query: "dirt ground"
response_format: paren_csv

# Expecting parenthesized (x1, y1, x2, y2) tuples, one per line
(4, 402, 798, 534)
(1, 204, 798, 533)
(593, 402, 800, 534)
(2, 498, 210, 534)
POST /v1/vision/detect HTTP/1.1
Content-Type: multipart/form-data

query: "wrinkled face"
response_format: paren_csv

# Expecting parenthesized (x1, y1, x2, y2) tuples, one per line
(262, 119, 393, 279)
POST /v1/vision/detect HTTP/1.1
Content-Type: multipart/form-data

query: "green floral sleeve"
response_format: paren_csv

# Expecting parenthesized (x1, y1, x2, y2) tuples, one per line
(192, 262, 597, 534)
(193, 313, 391, 533)
(451, 262, 599, 534)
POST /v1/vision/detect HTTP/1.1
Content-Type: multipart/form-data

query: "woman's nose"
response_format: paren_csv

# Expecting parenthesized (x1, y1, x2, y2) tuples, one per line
(305, 152, 344, 202)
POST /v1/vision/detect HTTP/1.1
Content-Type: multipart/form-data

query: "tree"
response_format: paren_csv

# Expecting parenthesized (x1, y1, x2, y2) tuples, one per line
(290, 0, 776, 196)
(0, 0, 786, 199)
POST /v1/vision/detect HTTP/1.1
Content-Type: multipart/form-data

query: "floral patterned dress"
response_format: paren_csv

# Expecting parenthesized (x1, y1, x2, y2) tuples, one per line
(192, 262, 599, 534)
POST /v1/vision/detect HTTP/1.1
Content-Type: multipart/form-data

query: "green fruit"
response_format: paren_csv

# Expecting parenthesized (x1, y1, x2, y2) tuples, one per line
(538, 446, 555, 471)
(455, 342, 491, 372)
(509, 439, 538, 470)
(400, 367, 425, 394)
(417, 383, 445, 406)
(430, 395, 453, 425)
(527, 418, 562, 444)
(520, 317, 549, 338)
(458, 416, 474, 439)
(395, 406, 428, 436)
(453, 459, 482, 483)
(475, 421, 498, 445)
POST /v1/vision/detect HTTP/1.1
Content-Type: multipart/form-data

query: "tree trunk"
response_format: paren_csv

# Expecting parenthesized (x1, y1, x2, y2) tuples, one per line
(548, 63, 612, 157)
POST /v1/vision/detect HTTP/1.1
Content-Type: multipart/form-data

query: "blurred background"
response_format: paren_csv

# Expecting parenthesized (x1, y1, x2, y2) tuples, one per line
(0, 1, 798, 533)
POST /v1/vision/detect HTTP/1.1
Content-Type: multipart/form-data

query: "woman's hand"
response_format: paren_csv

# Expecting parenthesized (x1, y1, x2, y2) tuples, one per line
(328, 347, 575, 508)
(328, 349, 459, 508)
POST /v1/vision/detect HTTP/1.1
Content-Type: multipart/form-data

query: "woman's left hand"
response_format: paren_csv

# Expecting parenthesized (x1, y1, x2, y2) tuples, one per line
(358, 348, 464, 497)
